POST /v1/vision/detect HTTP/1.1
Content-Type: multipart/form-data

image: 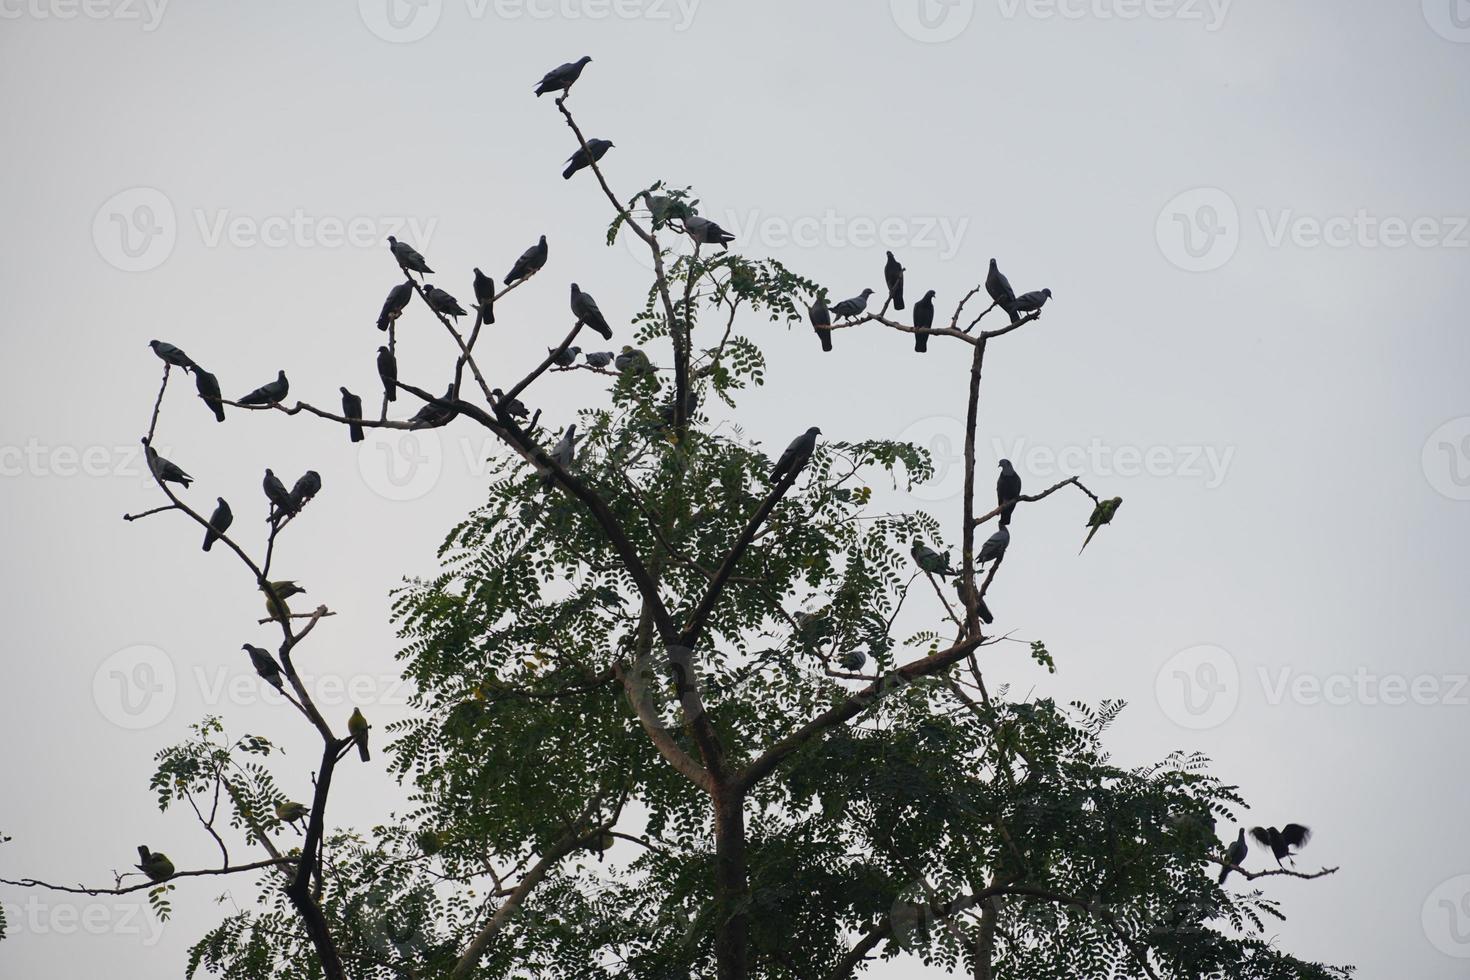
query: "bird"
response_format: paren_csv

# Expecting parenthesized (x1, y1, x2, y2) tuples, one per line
(262, 581, 305, 622)
(545, 424, 577, 485)
(472, 268, 496, 327)
(838, 649, 867, 672)
(986, 259, 1019, 324)
(202, 498, 232, 552)
(194, 368, 225, 422)
(563, 139, 613, 180)
(423, 284, 467, 319)
(683, 215, 735, 249)
(340, 388, 364, 443)
(615, 346, 652, 376)
(911, 540, 955, 577)
(953, 578, 994, 624)
(263, 469, 293, 520)
(143, 441, 192, 489)
(535, 55, 592, 97)
(584, 351, 614, 369)
(135, 846, 174, 882)
(1080, 497, 1123, 553)
(830, 289, 874, 320)
(569, 284, 613, 340)
(377, 281, 414, 331)
(550, 345, 582, 368)
(505, 236, 548, 284)
(1250, 824, 1311, 869)
(274, 801, 309, 825)
(490, 388, 529, 420)
(912, 290, 936, 353)
(884, 252, 905, 311)
(809, 295, 833, 353)
(977, 526, 1011, 566)
(997, 459, 1022, 527)
(408, 387, 458, 429)
(239, 370, 289, 407)
(287, 471, 321, 514)
(148, 340, 195, 373)
(243, 643, 284, 692)
(348, 707, 370, 761)
(387, 236, 432, 278)
(771, 427, 821, 483)
(1013, 288, 1052, 314)
(376, 346, 398, 403)
(1220, 828, 1249, 884)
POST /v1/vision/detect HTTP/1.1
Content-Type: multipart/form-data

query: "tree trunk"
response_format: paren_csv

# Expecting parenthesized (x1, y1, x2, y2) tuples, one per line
(713, 784, 749, 980)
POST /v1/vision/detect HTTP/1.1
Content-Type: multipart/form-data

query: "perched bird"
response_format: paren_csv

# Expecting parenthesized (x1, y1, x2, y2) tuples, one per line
(563, 139, 614, 180)
(883, 251, 905, 311)
(771, 427, 821, 483)
(472, 268, 496, 327)
(348, 707, 370, 761)
(376, 346, 398, 403)
(1250, 824, 1311, 869)
(340, 388, 364, 443)
(239, 370, 289, 407)
(643, 191, 698, 228)
(287, 471, 322, 514)
(550, 345, 582, 367)
(545, 424, 577, 484)
(683, 215, 735, 249)
(423, 284, 467, 319)
(194, 368, 225, 422)
(911, 540, 955, 577)
(262, 469, 293, 520)
(977, 526, 1011, 566)
(408, 387, 458, 429)
(148, 340, 195, 373)
(997, 459, 1022, 527)
(830, 289, 874, 320)
(615, 346, 652, 376)
(387, 236, 433, 278)
(838, 649, 867, 672)
(202, 497, 233, 552)
(953, 578, 994, 625)
(1080, 497, 1123, 553)
(490, 388, 529, 420)
(1013, 288, 1052, 314)
(1220, 828, 1249, 884)
(135, 846, 174, 882)
(377, 281, 414, 331)
(274, 801, 309, 825)
(912, 290, 936, 353)
(144, 441, 192, 488)
(416, 830, 443, 856)
(505, 235, 548, 284)
(243, 644, 284, 693)
(569, 284, 613, 340)
(584, 350, 614, 369)
(535, 55, 592, 97)
(262, 581, 305, 622)
(986, 259, 1019, 324)
(809, 295, 833, 353)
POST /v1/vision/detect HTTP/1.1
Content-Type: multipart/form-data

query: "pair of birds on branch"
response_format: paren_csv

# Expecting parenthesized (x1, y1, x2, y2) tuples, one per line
(1219, 824, 1313, 883)
(529, 56, 616, 180)
(147, 340, 290, 424)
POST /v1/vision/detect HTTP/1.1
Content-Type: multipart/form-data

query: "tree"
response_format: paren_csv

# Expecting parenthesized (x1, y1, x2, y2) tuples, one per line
(1, 67, 1348, 980)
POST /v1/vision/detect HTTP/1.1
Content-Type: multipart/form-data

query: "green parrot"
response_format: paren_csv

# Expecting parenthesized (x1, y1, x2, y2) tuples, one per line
(135, 845, 175, 882)
(1080, 497, 1123, 553)
(262, 580, 306, 621)
(274, 801, 309, 825)
(348, 707, 370, 761)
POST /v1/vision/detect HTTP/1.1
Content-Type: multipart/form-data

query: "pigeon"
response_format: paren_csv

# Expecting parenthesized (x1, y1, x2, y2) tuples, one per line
(287, 471, 321, 514)
(883, 252, 905, 311)
(986, 259, 1019, 324)
(144, 442, 192, 488)
(423, 284, 467, 319)
(1220, 828, 1249, 884)
(809, 295, 833, 353)
(388, 236, 433, 278)
(997, 459, 1022, 527)
(830, 289, 874, 320)
(472, 268, 496, 327)
(262, 580, 305, 622)
(148, 340, 195, 373)
(550, 345, 582, 367)
(194, 368, 225, 422)
(202, 497, 233, 552)
(135, 846, 175, 882)
(239, 371, 289, 407)
(544, 424, 577, 486)
(490, 388, 529, 420)
(274, 801, 309, 825)
(953, 578, 994, 625)
(771, 427, 821, 483)
(570, 284, 613, 340)
(838, 649, 867, 672)
(348, 707, 371, 761)
(506, 236, 548, 285)
(1250, 825, 1311, 869)
(1080, 497, 1122, 554)
(584, 351, 614, 368)
(977, 526, 1010, 566)
(376, 346, 398, 403)
(263, 469, 293, 520)
(340, 388, 364, 443)
(563, 139, 614, 180)
(683, 215, 735, 249)
(535, 55, 592, 97)
(912, 290, 936, 353)
(408, 386, 458, 429)
(1013, 288, 1052, 314)
(615, 346, 652, 376)
(243, 643, 284, 693)
(377, 281, 414, 331)
(911, 540, 955, 577)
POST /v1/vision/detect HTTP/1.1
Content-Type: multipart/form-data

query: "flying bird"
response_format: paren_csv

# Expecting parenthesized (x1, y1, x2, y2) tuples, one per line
(1013, 288, 1052, 314)
(884, 251, 905, 311)
(408, 386, 459, 429)
(505, 236, 548, 284)
(348, 707, 371, 761)
(148, 340, 195, 373)
(1220, 828, 1249, 884)
(262, 580, 305, 622)
(986, 259, 1019, 324)
(135, 846, 174, 883)
(997, 459, 1022, 527)
(340, 388, 364, 443)
(377, 281, 413, 331)
(771, 427, 821, 483)
(239, 370, 289, 407)
(376, 346, 398, 403)
(194, 368, 225, 422)
(830, 289, 874, 320)
(912, 290, 936, 353)
(1251, 824, 1311, 869)
(535, 55, 592, 97)
(911, 540, 955, 577)
(287, 471, 321, 514)
(143, 441, 192, 489)
(683, 215, 735, 249)
(563, 139, 613, 180)
(1080, 497, 1123, 553)
(387, 236, 433, 278)
(243, 644, 284, 693)
(202, 497, 233, 552)
(809, 295, 833, 353)
(472, 268, 496, 326)
(977, 526, 1010, 566)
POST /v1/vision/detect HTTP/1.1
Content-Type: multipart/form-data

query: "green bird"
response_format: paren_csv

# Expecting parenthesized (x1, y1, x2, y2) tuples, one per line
(262, 581, 306, 621)
(911, 539, 955, 577)
(275, 801, 309, 825)
(348, 707, 370, 761)
(1080, 497, 1123, 554)
(135, 845, 175, 882)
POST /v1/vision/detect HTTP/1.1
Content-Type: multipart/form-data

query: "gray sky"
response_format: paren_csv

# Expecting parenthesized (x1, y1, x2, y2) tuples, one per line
(2, 1, 1468, 977)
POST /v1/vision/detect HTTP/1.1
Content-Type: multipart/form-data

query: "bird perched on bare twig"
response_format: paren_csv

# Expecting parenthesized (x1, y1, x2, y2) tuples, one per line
(535, 55, 592, 97)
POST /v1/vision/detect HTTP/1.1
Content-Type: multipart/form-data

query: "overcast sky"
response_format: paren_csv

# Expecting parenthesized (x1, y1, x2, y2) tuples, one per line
(2, 1, 1468, 977)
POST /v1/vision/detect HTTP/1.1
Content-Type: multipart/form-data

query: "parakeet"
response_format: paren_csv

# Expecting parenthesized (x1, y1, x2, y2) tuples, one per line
(1080, 496, 1123, 553)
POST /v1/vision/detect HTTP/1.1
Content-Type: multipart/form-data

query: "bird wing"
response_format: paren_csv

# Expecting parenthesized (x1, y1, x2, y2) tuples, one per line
(1281, 824, 1311, 848)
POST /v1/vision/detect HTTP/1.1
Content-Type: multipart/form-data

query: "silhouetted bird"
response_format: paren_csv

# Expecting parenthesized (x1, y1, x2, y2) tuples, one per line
(1013, 288, 1052, 314)
(348, 707, 370, 761)
(287, 471, 321, 514)
(884, 251, 905, 311)
(570, 284, 613, 340)
(953, 578, 994, 624)
(262, 469, 293, 520)
(997, 459, 1022, 527)
(506, 236, 548, 284)
(911, 540, 954, 577)
(377, 281, 413, 331)
(243, 644, 284, 693)
(1220, 828, 1249, 884)
(376, 346, 397, 403)
(135, 846, 174, 882)
(194, 368, 225, 422)
(912, 289, 936, 353)
(830, 289, 874, 320)
(423, 284, 467, 319)
(144, 441, 192, 488)
(491, 388, 529, 420)
(203, 497, 233, 552)
(262, 580, 305, 622)
(149, 340, 195, 373)
(472, 268, 496, 327)
(986, 258, 1019, 324)
(535, 55, 592, 97)
(1080, 497, 1123, 553)
(977, 526, 1010, 566)
(771, 427, 820, 483)
(388, 236, 432, 278)
(239, 371, 289, 407)
(563, 139, 613, 180)
(683, 215, 735, 249)
(408, 387, 458, 429)
(809, 295, 833, 353)
(340, 388, 364, 443)
(1251, 824, 1311, 868)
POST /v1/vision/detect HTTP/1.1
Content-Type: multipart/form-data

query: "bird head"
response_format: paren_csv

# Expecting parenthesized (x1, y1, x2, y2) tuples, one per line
(1043, 288, 1053, 298)
(387, 236, 399, 246)
(809, 426, 822, 436)
(860, 288, 875, 297)
(998, 459, 1013, 470)
(579, 55, 593, 64)
(922, 290, 936, 301)
(378, 345, 390, 355)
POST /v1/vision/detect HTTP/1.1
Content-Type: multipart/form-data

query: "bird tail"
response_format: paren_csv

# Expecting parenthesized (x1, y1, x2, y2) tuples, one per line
(1079, 525, 1100, 554)
(894, 290, 905, 311)
(594, 323, 612, 341)
(385, 387, 397, 403)
(377, 316, 389, 331)
(818, 329, 833, 353)
(211, 402, 225, 423)
(1000, 503, 1014, 527)
(137, 845, 150, 862)
(563, 163, 577, 179)
(357, 736, 370, 762)
(479, 306, 495, 327)
(1218, 865, 1231, 885)
(350, 423, 364, 444)
(202, 533, 214, 552)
